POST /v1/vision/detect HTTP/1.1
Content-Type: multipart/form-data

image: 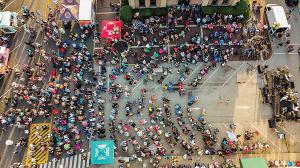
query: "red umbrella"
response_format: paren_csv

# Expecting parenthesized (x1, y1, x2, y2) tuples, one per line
(50, 69, 57, 79)
(100, 20, 123, 40)
(52, 109, 59, 115)
(208, 23, 213, 29)
(124, 125, 130, 131)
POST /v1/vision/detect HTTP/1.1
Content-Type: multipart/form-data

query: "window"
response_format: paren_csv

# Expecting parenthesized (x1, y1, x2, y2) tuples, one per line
(211, 0, 218, 5)
(223, 0, 229, 4)
(140, 0, 145, 6)
(150, 0, 156, 6)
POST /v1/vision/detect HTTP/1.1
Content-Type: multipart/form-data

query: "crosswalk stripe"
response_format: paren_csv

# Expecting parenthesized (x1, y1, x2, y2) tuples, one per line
(52, 161, 56, 168)
(65, 156, 69, 168)
(86, 152, 90, 167)
(82, 153, 86, 168)
(74, 155, 78, 168)
(69, 156, 73, 168)
(78, 154, 82, 168)
(39, 152, 91, 168)
(61, 158, 65, 168)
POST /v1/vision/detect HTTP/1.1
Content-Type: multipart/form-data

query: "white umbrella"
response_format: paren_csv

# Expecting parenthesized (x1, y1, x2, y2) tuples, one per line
(226, 131, 238, 142)
(5, 140, 14, 146)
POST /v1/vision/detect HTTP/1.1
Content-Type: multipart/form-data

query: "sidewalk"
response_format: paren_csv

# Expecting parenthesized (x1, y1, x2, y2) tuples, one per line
(115, 153, 300, 167)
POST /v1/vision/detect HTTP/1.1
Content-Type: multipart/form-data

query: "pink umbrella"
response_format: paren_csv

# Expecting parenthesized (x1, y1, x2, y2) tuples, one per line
(146, 127, 151, 132)
(153, 125, 159, 131)
(159, 48, 164, 54)
(124, 125, 130, 131)
(75, 143, 81, 150)
(140, 119, 147, 125)
(208, 23, 213, 29)
(61, 120, 67, 125)
(82, 121, 88, 127)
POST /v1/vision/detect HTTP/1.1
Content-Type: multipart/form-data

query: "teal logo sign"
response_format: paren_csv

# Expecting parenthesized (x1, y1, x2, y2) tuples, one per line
(91, 140, 114, 165)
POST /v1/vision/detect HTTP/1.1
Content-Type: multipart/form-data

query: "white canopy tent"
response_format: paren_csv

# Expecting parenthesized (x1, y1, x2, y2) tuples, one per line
(78, 0, 94, 24)
(265, 4, 291, 34)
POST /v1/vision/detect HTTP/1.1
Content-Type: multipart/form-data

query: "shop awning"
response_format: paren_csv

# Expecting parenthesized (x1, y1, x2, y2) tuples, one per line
(79, 0, 93, 21)
(240, 158, 268, 168)
(79, 20, 92, 26)
(100, 20, 123, 40)
(91, 140, 114, 165)
(59, 2, 79, 21)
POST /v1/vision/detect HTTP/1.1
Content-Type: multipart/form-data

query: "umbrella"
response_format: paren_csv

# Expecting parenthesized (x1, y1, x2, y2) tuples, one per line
(52, 109, 59, 115)
(159, 48, 164, 54)
(140, 119, 147, 125)
(61, 120, 67, 125)
(74, 143, 81, 150)
(82, 121, 88, 127)
(124, 125, 130, 131)
(227, 131, 238, 142)
(208, 23, 213, 29)
(153, 52, 159, 59)
(137, 130, 143, 137)
(64, 143, 71, 150)
(5, 140, 14, 146)
(144, 48, 150, 53)
(149, 144, 157, 154)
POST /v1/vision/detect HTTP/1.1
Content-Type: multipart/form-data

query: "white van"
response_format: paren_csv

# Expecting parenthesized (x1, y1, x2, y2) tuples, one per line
(265, 4, 291, 35)
(0, 12, 18, 34)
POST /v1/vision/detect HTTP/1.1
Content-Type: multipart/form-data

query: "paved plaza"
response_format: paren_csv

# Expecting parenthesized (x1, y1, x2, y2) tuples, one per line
(0, 0, 299, 167)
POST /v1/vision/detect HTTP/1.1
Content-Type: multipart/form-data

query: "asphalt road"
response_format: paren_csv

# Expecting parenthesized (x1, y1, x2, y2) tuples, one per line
(1, 0, 300, 167)
(0, 1, 94, 167)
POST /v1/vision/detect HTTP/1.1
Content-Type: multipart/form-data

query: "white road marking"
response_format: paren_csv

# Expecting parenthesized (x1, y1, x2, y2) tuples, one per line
(86, 152, 90, 167)
(235, 106, 250, 109)
(78, 154, 82, 168)
(273, 52, 298, 55)
(73, 155, 78, 168)
(0, 88, 12, 99)
(0, 126, 16, 167)
(132, 77, 145, 92)
(248, 121, 280, 151)
(183, 64, 202, 83)
(61, 158, 65, 168)
(1, 0, 20, 11)
(82, 153, 86, 168)
(96, 12, 119, 14)
(221, 63, 246, 88)
(198, 66, 220, 89)
(242, 72, 257, 87)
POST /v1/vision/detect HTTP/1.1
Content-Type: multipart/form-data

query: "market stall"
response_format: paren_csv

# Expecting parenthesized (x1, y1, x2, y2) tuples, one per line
(100, 20, 123, 40)
(78, 0, 95, 27)
(59, 0, 79, 22)
(262, 66, 299, 121)
(240, 158, 268, 168)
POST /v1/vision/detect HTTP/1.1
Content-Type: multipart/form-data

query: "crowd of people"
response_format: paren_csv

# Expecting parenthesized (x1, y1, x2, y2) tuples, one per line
(0, 2, 276, 168)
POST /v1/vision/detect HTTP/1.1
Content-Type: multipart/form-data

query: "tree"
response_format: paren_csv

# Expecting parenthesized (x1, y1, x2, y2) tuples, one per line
(120, 5, 133, 23)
